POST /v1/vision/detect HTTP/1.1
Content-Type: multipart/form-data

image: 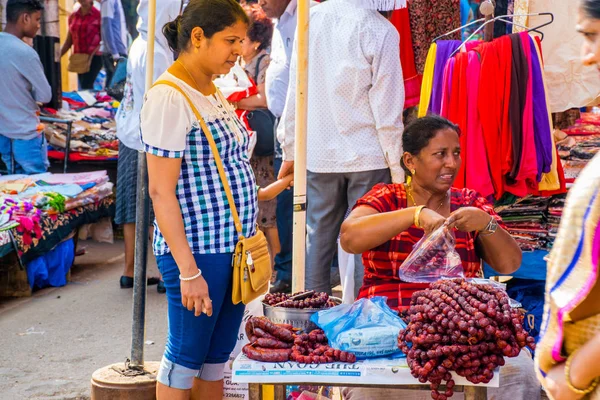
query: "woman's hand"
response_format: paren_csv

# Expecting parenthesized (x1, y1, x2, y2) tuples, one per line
(181, 275, 213, 317)
(418, 208, 446, 235)
(446, 207, 491, 233)
(546, 363, 584, 400)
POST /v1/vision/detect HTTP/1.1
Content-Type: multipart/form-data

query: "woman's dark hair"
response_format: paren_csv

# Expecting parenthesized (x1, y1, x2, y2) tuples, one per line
(583, 0, 600, 19)
(6, 0, 44, 23)
(243, 4, 274, 51)
(401, 115, 460, 176)
(163, 0, 249, 53)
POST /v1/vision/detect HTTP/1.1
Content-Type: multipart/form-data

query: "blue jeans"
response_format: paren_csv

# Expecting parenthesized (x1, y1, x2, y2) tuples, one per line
(156, 252, 245, 389)
(274, 156, 293, 282)
(0, 134, 48, 175)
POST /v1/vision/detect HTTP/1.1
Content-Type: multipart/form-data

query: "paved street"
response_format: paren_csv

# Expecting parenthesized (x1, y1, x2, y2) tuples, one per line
(0, 240, 167, 400)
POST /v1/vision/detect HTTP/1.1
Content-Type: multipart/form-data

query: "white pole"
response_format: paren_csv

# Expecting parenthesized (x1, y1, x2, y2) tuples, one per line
(144, 0, 156, 92)
(292, 0, 309, 294)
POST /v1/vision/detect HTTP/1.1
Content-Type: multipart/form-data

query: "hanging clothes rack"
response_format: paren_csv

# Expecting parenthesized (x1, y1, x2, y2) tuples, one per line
(448, 12, 554, 58)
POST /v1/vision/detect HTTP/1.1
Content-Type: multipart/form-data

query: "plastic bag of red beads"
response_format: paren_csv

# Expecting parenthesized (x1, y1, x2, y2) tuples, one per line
(399, 224, 464, 283)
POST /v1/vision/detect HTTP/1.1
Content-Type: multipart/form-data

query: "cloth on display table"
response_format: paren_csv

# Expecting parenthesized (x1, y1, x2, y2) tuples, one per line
(0, 197, 115, 264)
(47, 150, 118, 162)
(26, 238, 74, 289)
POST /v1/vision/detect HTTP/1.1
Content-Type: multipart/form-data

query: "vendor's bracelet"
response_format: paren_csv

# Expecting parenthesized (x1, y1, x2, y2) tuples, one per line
(414, 206, 426, 228)
(565, 349, 600, 395)
(179, 269, 202, 282)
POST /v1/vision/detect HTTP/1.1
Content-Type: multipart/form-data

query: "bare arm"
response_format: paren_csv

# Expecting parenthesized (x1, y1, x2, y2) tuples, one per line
(477, 230, 522, 274)
(340, 206, 416, 254)
(257, 173, 293, 201)
(147, 153, 212, 317)
(60, 32, 73, 57)
(238, 83, 268, 111)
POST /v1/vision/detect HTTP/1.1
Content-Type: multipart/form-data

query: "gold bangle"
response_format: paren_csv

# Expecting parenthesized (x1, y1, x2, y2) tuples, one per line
(414, 206, 425, 229)
(565, 349, 600, 395)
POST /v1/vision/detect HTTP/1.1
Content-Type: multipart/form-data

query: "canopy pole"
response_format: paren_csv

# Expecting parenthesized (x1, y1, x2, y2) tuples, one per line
(130, 0, 156, 369)
(291, 0, 309, 294)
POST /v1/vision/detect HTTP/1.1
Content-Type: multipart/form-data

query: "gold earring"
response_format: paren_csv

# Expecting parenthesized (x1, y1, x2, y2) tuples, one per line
(411, 169, 416, 176)
(194, 45, 199, 53)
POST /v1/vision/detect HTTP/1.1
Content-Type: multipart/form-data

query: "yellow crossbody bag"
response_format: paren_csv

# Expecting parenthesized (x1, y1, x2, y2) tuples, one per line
(153, 80, 271, 305)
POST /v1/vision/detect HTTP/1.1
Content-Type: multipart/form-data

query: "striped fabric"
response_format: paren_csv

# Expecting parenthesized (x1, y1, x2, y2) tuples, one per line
(143, 97, 258, 256)
(355, 183, 503, 312)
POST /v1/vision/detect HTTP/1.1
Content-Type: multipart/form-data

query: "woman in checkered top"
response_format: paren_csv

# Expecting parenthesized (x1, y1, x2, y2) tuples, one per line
(139, 0, 256, 398)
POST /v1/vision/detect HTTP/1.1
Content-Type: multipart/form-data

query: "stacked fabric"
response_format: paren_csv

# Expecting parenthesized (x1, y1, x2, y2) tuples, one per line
(418, 33, 565, 201)
(497, 197, 550, 252)
(42, 91, 120, 160)
(546, 195, 566, 249)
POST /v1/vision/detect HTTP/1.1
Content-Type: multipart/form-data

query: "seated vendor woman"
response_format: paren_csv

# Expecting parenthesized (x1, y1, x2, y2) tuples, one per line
(339, 115, 541, 400)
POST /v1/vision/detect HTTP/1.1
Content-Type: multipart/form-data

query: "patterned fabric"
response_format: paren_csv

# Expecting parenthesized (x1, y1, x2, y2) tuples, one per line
(2, 197, 115, 264)
(69, 7, 101, 55)
(115, 141, 154, 225)
(408, 0, 461, 74)
(535, 154, 600, 386)
(141, 73, 258, 256)
(355, 183, 504, 312)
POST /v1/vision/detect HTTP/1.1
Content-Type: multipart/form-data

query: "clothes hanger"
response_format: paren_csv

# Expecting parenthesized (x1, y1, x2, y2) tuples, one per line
(448, 12, 554, 58)
(432, 17, 487, 43)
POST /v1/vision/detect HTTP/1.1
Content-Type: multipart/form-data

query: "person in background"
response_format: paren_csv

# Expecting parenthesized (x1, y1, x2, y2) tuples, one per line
(0, 0, 51, 175)
(278, 0, 405, 298)
(259, 0, 298, 293)
(535, 1, 600, 399)
(141, 0, 254, 397)
(236, 3, 279, 270)
(60, 0, 102, 90)
(101, 0, 128, 86)
(114, 0, 182, 293)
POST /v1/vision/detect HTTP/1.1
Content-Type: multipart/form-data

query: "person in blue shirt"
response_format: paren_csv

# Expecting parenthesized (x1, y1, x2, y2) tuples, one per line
(101, 0, 129, 87)
(0, 0, 52, 175)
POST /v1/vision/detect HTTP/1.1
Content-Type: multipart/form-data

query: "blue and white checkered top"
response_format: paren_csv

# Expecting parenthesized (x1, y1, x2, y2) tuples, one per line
(140, 72, 257, 256)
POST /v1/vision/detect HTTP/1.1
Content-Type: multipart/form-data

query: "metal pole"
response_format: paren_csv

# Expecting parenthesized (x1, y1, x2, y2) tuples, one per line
(130, 0, 156, 369)
(291, 0, 309, 294)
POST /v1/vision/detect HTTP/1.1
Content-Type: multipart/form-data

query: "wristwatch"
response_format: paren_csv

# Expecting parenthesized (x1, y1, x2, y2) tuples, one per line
(479, 217, 498, 236)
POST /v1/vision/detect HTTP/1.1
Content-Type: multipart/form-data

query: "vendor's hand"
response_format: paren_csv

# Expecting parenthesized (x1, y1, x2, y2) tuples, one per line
(419, 208, 446, 235)
(282, 173, 294, 190)
(446, 207, 491, 233)
(277, 160, 294, 180)
(180, 274, 213, 317)
(546, 363, 584, 400)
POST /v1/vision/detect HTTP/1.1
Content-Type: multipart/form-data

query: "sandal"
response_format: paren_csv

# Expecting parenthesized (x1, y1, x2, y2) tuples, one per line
(120, 276, 161, 289)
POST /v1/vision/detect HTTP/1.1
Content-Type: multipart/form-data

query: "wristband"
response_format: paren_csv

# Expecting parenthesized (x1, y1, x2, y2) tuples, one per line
(179, 269, 202, 281)
(565, 348, 600, 395)
(414, 205, 426, 229)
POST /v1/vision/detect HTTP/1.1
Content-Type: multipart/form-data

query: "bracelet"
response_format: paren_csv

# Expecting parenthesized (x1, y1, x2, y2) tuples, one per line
(414, 206, 426, 229)
(179, 269, 202, 281)
(565, 348, 600, 395)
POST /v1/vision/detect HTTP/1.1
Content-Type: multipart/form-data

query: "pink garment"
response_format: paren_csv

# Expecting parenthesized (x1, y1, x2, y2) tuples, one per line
(516, 32, 538, 188)
(440, 58, 455, 118)
(466, 51, 494, 198)
(40, 171, 109, 186)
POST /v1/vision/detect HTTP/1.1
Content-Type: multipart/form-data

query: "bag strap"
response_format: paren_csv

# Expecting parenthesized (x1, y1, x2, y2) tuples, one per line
(152, 79, 245, 239)
(254, 54, 268, 83)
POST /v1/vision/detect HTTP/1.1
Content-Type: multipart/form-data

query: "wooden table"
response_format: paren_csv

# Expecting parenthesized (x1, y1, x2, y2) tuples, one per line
(233, 354, 494, 400)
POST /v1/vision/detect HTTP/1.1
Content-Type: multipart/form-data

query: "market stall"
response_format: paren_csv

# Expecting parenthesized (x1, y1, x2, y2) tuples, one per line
(0, 171, 114, 297)
(42, 91, 120, 173)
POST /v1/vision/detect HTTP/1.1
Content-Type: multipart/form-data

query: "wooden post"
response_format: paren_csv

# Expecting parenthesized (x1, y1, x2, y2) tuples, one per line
(291, 0, 309, 293)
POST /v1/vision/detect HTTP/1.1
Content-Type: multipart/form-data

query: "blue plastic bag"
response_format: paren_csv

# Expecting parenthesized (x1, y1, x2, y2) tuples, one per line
(310, 297, 406, 359)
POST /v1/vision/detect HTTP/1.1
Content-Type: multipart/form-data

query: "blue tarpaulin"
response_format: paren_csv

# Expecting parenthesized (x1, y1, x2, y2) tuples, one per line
(26, 238, 74, 289)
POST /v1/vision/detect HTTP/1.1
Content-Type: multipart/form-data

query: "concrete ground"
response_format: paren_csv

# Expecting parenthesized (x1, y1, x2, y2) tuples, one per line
(0, 240, 167, 400)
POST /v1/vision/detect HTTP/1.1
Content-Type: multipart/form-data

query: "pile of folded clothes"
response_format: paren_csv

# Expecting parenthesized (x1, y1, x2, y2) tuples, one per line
(546, 195, 566, 249)
(497, 197, 551, 252)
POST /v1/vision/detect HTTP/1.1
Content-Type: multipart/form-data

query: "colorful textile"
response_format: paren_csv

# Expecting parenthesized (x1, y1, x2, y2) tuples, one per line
(417, 43, 436, 117)
(355, 183, 504, 312)
(429, 41, 462, 116)
(535, 153, 600, 384)
(391, 8, 421, 109)
(68, 7, 101, 55)
(408, 0, 461, 74)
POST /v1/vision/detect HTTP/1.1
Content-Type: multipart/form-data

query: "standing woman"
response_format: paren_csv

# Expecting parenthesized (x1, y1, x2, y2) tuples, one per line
(140, 1, 254, 399)
(535, 1, 600, 399)
(60, 0, 102, 89)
